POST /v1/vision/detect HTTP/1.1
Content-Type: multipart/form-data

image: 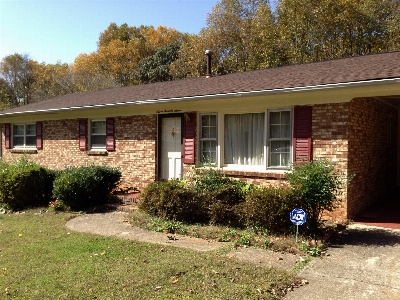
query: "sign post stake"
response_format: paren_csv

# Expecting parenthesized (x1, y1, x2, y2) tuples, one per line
(290, 208, 307, 243)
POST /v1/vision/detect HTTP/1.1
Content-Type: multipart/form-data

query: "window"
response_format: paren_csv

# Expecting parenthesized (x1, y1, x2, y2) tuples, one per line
(90, 120, 106, 149)
(224, 113, 265, 166)
(197, 109, 294, 170)
(268, 110, 291, 167)
(13, 124, 36, 148)
(200, 114, 217, 164)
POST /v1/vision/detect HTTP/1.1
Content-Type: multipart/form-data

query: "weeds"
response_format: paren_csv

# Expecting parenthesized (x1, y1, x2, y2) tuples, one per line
(131, 209, 321, 255)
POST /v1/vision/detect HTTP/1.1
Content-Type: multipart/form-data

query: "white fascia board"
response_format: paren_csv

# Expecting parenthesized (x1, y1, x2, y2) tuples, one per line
(0, 78, 399, 117)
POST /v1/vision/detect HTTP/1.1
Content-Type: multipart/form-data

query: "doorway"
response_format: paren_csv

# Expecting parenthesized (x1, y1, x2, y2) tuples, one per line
(158, 114, 183, 180)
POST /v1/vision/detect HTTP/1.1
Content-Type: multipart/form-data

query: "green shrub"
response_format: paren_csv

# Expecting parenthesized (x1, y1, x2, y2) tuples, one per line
(189, 167, 233, 192)
(139, 180, 204, 223)
(52, 165, 121, 211)
(241, 187, 301, 233)
(286, 159, 344, 231)
(0, 157, 52, 210)
(206, 183, 245, 226)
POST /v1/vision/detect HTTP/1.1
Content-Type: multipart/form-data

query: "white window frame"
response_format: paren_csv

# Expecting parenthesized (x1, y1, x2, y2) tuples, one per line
(90, 119, 106, 149)
(199, 113, 218, 165)
(200, 109, 293, 171)
(12, 123, 36, 148)
(266, 109, 292, 168)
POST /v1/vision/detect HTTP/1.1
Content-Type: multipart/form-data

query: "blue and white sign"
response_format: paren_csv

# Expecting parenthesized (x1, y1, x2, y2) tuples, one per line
(290, 208, 307, 226)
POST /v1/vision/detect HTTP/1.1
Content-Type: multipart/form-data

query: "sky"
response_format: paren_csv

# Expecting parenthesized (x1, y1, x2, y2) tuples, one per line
(0, 0, 220, 64)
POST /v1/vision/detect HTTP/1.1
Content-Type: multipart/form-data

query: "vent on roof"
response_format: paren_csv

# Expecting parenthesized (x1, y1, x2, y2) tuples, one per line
(205, 50, 212, 78)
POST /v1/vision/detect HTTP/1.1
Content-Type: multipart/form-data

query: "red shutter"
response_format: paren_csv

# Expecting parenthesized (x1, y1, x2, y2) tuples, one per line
(79, 119, 87, 151)
(106, 117, 115, 151)
(36, 122, 43, 150)
(293, 106, 312, 163)
(4, 123, 11, 149)
(182, 113, 196, 164)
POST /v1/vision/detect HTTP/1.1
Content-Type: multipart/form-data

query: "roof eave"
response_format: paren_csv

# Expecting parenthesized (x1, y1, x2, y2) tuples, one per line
(0, 77, 399, 117)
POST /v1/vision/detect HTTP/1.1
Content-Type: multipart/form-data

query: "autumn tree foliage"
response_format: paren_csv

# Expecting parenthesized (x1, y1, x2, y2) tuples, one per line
(275, 0, 400, 63)
(0, 53, 34, 107)
(74, 23, 183, 86)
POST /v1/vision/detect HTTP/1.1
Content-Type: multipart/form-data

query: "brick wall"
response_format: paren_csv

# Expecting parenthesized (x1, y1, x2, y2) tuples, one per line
(1, 115, 157, 190)
(312, 103, 350, 220)
(347, 98, 397, 218)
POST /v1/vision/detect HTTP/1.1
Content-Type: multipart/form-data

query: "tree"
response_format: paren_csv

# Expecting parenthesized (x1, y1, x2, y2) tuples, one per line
(205, 0, 274, 73)
(98, 23, 139, 47)
(75, 23, 184, 86)
(136, 43, 180, 84)
(30, 61, 72, 101)
(171, 0, 279, 78)
(30, 62, 118, 101)
(0, 53, 35, 106)
(0, 78, 17, 110)
(169, 32, 214, 79)
(276, 0, 400, 63)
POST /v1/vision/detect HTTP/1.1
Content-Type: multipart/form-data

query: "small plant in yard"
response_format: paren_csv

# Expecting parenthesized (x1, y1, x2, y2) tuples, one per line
(48, 199, 67, 211)
(286, 159, 346, 232)
(147, 218, 189, 235)
(299, 241, 325, 257)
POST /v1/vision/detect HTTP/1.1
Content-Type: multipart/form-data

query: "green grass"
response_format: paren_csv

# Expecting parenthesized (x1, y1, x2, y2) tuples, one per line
(0, 210, 297, 299)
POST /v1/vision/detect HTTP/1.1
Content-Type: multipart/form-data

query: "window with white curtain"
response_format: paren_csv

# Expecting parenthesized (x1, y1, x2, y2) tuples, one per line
(200, 114, 217, 164)
(13, 124, 36, 148)
(224, 113, 265, 166)
(268, 110, 291, 167)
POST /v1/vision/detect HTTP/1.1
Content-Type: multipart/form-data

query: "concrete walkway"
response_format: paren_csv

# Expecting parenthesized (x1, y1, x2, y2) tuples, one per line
(285, 224, 400, 300)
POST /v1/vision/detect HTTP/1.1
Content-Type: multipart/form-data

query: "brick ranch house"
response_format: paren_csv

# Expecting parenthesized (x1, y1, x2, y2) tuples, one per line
(1, 51, 400, 221)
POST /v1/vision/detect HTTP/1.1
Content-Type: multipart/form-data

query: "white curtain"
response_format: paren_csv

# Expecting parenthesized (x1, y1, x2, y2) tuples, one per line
(224, 113, 264, 165)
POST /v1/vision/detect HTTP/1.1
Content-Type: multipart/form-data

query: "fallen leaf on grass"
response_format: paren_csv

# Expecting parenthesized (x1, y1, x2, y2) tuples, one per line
(154, 286, 162, 291)
(172, 279, 179, 284)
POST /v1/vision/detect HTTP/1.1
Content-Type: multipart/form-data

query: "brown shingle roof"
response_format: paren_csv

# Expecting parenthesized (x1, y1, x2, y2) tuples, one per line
(2, 51, 400, 115)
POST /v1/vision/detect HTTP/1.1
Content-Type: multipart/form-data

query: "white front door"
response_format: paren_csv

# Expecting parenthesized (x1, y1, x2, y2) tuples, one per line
(160, 117, 182, 180)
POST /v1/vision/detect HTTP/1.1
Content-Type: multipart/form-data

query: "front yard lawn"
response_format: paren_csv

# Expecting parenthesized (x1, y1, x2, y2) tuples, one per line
(0, 210, 297, 299)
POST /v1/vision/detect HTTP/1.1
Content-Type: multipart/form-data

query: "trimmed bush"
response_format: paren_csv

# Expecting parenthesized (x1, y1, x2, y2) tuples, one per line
(139, 180, 204, 223)
(241, 187, 301, 233)
(52, 165, 121, 211)
(0, 157, 52, 210)
(206, 183, 245, 226)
